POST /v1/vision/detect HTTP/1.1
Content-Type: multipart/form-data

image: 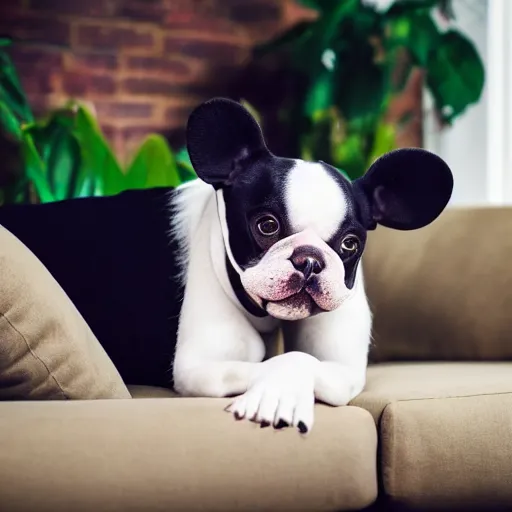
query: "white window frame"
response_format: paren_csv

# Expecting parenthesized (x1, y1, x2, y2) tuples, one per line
(486, 0, 512, 205)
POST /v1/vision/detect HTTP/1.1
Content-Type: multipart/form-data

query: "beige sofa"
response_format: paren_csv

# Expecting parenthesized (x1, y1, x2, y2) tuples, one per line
(1, 206, 512, 512)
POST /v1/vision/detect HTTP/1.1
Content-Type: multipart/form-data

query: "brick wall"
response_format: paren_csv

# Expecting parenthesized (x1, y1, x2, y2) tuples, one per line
(0, 0, 314, 163)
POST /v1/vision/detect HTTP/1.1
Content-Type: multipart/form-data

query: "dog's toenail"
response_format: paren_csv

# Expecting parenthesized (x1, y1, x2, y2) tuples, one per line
(298, 421, 308, 434)
(275, 419, 289, 429)
(260, 421, 270, 428)
(234, 411, 243, 420)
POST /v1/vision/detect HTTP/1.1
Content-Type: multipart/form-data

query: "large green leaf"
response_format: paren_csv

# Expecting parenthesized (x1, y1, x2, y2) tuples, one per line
(332, 132, 367, 180)
(385, 0, 455, 19)
(125, 134, 181, 189)
(0, 40, 33, 124)
(297, 0, 361, 14)
(72, 105, 125, 197)
(0, 108, 25, 198)
(21, 134, 54, 203)
(25, 109, 83, 201)
(0, 101, 22, 140)
(386, 11, 440, 66)
(292, 0, 361, 76)
(385, 0, 441, 17)
(366, 119, 397, 166)
(426, 30, 485, 122)
(303, 70, 335, 118)
(332, 38, 387, 121)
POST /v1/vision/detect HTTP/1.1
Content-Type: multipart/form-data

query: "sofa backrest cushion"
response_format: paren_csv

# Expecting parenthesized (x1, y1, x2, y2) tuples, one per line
(363, 207, 512, 362)
(0, 225, 131, 400)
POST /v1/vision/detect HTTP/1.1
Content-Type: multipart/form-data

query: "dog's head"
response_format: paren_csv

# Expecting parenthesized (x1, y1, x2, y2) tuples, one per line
(186, 98, 453, 321)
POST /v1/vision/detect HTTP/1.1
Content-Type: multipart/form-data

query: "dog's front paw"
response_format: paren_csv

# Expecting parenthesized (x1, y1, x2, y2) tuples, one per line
(226, 352, 318, 434)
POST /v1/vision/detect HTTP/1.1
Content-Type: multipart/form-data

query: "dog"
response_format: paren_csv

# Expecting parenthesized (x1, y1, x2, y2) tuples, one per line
(0, 98, 453, 433)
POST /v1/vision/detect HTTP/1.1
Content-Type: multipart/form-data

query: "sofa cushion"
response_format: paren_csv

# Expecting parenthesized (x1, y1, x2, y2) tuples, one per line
(363, 207, 512, 362)
(128, 385, 178, 398)
(0, 225, 130, 400)
(0, 398, 378, 511)
(351, 363, 512, 510)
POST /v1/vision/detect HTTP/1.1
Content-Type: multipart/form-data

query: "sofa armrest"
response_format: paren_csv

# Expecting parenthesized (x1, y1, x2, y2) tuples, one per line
(0, 398, 377, 512)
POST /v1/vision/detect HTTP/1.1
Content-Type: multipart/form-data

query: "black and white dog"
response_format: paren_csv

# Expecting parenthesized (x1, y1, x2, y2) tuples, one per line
(0, 98, 453, 433)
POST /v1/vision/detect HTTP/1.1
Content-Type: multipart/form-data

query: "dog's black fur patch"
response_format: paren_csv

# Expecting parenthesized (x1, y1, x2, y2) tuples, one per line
(0, 187, 182, 389)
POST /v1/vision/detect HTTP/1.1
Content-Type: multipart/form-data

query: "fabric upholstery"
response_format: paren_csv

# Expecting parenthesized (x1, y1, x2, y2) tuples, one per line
(351, 362, 512, 510)
(363, 206, 512, 362)
(0, 398, 378, 512)
(128, 385, 178, 398)
(0, 225, 130, 400)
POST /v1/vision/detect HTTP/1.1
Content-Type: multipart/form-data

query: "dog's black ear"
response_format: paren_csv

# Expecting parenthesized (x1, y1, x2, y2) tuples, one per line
(186, 97, 271, 188)
(353, 148, 453, 231)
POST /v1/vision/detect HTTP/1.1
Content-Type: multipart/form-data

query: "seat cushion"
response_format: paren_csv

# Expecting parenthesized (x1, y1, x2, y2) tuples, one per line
(0, 398, 378, 511)
(128, 385, 178, 398)
(351, 362, 512, 510)
(363, 206, 512, 362)
(0, 225, 130, 400)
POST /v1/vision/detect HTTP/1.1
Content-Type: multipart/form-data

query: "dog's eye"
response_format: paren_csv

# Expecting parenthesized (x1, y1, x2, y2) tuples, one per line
(341, 236, 359, 254)
(256, 215, 280, 236)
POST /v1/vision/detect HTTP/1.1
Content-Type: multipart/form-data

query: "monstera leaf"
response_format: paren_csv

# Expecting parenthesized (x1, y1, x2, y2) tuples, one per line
(333, 39, 387, 121)
(386, 0, 455, 18)
(386, 0, 441, 16)
(303, 71, 335, 118)
(427, 30, 485, 122)
(386, 11, 440, 66)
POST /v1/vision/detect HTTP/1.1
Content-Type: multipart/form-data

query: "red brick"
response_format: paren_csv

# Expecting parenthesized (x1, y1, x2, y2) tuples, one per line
(164, 38, 245, 63)
(122, 77, 211, 97)
(122, 77, 170, 96)
(226, 0, 281, 23)
(28, 97, 53, 118)
(164, 104, 194, 125)
(28, 0, 118, 17)
(16, 65, 54, 94)
(62, 72, 117, 96)
(126, 56, 189, 75)
(76, 24, 154, 51)
(71, 53, 119, 71)
(0, 9, 70, 46)
(162, 13, 235, 33)
(118, 0, 169, 23)
(8, 45, 64, 68)
(94, 101, 153, 119)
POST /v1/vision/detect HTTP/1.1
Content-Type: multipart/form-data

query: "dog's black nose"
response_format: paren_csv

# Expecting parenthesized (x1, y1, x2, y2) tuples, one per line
(290, 246, 325, 280)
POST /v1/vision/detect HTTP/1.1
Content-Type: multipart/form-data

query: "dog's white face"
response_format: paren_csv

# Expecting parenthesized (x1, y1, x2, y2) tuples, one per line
(237, 160, 356, 321)
(186, 98, 454, 322)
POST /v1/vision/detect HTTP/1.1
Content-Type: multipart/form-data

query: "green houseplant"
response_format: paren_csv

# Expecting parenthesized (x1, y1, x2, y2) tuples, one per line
(253, 0, 485, 179)
(0, 38, 195, 205)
